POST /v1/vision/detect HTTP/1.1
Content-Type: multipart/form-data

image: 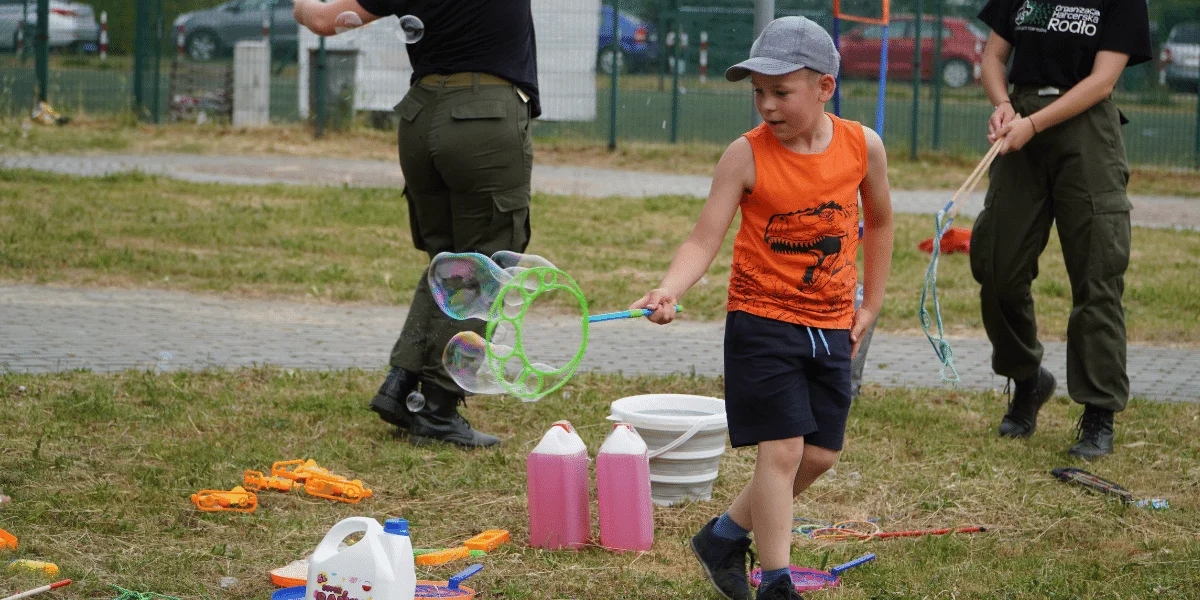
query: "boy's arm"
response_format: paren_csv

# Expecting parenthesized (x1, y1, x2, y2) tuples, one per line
(855, 127, 894, 358)
(630, 137, 752, 324)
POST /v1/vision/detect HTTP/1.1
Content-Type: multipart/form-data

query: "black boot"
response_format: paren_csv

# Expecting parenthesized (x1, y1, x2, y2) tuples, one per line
(369, 367, 424, 429)
(408, 385, 500, 448)
(998, 366, 1056, 438)
(1068, 406, 1114, 460)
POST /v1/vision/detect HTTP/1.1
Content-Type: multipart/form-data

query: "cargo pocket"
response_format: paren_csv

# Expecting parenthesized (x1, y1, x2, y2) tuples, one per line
(396, 94, 424, 123)
(403, 186, 426, 252)
(969, 206, 993, 285)
(489, 188, 531, 254)
(1089, 191, 1132, 280)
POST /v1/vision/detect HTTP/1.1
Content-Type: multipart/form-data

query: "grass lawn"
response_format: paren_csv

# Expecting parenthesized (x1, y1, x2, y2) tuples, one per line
(2, 169, 1198, 344)
(2, 118, 1199, 198)
(0, 369, 1197, 599)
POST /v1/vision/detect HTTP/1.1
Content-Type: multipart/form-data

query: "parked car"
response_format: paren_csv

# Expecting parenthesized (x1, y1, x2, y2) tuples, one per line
(1160, 22, 1199, 92)
(174, 0, 297, 62)
(597, 4, 657, 74)
(839, 15, 985, 88)
(0, 0, 99, 53)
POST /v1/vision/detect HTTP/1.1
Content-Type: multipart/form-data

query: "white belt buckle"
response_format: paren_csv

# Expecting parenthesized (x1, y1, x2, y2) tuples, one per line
(1036, 86, 1061, 96)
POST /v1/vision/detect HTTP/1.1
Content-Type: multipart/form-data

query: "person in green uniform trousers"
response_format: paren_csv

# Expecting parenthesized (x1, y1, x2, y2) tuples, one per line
(973, 0, 1151, 459)
(295, 0, 539, 448)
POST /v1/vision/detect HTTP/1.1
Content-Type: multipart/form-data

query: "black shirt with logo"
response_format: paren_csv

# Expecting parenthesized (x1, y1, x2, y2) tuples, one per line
(979, 0, 1152, 88)
(356, 0, 541, 117)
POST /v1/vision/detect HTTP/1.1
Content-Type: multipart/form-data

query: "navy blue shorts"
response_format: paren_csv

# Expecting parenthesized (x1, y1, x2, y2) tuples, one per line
(723, 311, 853, 451)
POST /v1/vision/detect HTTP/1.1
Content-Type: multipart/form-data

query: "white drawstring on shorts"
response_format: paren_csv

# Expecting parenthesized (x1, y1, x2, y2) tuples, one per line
(805, 327, 831, 357)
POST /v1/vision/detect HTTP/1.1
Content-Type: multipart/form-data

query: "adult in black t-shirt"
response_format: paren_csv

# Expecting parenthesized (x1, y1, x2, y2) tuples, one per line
(970, 0, 1151, 459)
(295, 0, 540, 448)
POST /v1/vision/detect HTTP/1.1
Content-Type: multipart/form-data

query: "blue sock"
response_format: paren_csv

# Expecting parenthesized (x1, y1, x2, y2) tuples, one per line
(712, 512, 750, 541)
(759, 567, 793, 590)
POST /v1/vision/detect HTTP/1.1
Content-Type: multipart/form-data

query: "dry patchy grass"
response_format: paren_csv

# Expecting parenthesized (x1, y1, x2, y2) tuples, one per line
(0, 370, 1197, 599)
(2, 117, 1197, 196)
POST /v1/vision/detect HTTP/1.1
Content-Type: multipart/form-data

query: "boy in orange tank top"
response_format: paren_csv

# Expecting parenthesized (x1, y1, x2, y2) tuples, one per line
(631, 17, 893, 600)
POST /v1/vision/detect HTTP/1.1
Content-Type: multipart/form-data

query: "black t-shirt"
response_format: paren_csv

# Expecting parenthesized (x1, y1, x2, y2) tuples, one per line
(356, 0, 541, 117)
(978, 0, 1152, 88)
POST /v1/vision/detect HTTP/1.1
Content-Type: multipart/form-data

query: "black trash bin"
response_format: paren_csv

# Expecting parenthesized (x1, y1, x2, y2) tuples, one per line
(308, 48, 358, 130)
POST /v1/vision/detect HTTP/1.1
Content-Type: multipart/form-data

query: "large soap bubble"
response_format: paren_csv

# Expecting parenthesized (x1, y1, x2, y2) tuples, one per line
(334, 11, 363, 35)
(397, 15, 424, 44)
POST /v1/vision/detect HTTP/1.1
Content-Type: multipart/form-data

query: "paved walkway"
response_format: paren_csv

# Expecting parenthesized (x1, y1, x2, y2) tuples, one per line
(2, 153, 1198, 229)
(2, 285, 1196, 402)
(0, 153, 1195, 402)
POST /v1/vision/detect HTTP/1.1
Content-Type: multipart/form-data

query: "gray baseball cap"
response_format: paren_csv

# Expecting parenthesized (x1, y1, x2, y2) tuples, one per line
(725, 16, 840, 82)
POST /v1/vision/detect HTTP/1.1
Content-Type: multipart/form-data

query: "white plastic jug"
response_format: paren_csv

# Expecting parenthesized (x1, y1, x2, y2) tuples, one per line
(527, 420, 591, 549)
(307, 516, 416, 600)
(597, 423, 654, 552)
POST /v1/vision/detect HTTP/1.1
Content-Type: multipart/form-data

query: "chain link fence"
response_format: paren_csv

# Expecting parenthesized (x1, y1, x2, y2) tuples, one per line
(0, 0, 1197, 168)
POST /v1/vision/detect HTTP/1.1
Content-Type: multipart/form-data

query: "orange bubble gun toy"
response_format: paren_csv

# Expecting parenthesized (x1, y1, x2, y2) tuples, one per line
(0, 528, 17, 550)
(191, 486, 258, 513)
(463, 530, 510, 552)
(271, 459, 347, 483)
(415, 546, 470, 566)
(303, 474, 372, 503)
(243, 470, 295, 492)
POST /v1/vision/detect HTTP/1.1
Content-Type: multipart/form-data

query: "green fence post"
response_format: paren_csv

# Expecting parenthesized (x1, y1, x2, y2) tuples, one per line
(608, 0, 621, 151)
(1194, 86, 1199, 170)
(669, 22, 681, 143)
(134, 0, 144, 116)
(19, 0, 28, 63)
(909, 0, 923, 161)
(151, 0, 163, 123)
(35, 0, 48, 103)
(932, 0, 944, 151)
(315, 36, 327, 138)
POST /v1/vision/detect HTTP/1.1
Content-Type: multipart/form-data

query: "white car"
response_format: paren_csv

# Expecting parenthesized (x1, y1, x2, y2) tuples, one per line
(1160, 22, 1199, 92)
(0, 0, 99, 53)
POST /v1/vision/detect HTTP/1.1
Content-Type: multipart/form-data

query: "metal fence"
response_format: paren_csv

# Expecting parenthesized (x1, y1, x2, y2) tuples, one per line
(1, 0, 1197, 169)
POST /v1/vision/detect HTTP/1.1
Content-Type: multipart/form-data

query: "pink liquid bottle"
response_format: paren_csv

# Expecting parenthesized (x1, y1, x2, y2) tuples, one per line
(527, 420, 591, 550)
(596, 422, 654, 552)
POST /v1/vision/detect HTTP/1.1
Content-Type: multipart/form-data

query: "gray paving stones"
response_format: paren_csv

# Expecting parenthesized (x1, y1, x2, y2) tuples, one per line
(1, 285, 1195, 403)
(1, 153, 1197, 230)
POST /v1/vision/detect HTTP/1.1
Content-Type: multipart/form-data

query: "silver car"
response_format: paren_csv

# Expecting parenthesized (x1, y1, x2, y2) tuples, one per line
(174, 0, 297, 62)
(0, 0, 99, 53)
(1160, 22, 1199, 92)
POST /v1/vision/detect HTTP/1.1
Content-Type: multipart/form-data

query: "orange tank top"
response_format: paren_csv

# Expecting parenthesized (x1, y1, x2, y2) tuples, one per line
(727, 114, 867, 329)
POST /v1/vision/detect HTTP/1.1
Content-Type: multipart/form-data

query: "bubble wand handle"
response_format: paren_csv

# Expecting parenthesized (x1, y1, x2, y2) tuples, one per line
(2, 580, 72, 600)
(588, 305, 684, 323)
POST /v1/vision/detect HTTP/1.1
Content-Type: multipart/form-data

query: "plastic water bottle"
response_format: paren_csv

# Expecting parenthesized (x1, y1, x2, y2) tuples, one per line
(383, 518, 417, 600)
(597, 423, 654, 552)
(527, 420, 590, 549)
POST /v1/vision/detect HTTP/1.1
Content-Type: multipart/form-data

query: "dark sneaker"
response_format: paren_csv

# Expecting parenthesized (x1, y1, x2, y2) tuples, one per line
(690, 517, 754, 600)
(1068, 406, 1114, 460)
(755, 575, 803, 600)
(369, 367, 421, 429)
(998, 367, 1057, 438)
(408, 385, 500, 448)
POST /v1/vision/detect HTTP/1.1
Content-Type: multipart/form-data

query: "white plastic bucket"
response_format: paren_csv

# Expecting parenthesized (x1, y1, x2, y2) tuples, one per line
(608, 394, 728, 506)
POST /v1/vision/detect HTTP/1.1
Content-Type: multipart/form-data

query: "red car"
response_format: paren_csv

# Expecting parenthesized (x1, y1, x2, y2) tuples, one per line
(839, 15, 986, 88)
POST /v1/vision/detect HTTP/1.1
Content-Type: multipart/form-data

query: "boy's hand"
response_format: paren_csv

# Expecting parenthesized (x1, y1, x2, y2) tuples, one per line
(850, 306, 877, 359)
(630, 289, 679, 324)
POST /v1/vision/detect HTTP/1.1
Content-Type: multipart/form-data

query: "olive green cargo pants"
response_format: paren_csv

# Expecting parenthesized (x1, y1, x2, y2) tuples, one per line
(970, 87, 1131, 412)
(388, 75, 533, 393)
